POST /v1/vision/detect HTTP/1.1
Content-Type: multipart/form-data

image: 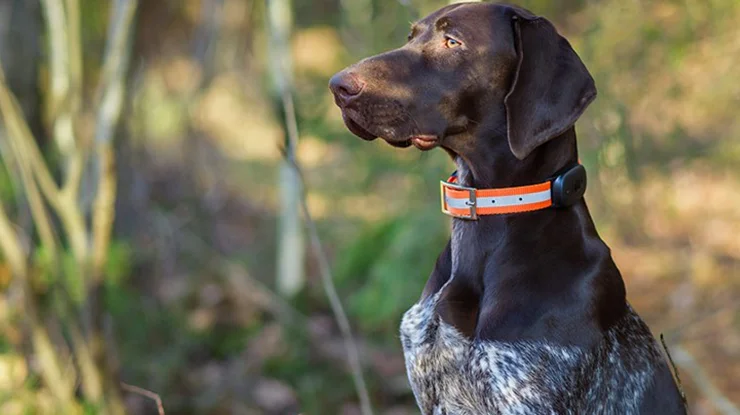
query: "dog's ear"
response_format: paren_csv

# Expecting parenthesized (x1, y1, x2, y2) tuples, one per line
(503, 11, 596, 160)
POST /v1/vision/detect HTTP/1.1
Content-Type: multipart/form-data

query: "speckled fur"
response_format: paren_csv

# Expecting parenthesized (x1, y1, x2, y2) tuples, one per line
(400, 277, 667, 415)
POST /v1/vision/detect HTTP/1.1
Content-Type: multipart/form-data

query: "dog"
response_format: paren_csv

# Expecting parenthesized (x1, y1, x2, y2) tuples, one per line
(329, 2, 686, 414)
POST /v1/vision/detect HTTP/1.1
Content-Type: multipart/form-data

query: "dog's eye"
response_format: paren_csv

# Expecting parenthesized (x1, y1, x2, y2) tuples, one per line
(444, 37, 462, 48)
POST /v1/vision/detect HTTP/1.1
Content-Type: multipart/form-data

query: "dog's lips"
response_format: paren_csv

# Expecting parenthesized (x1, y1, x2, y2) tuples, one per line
(387, 139, 412, 148)
(410, 135, 439, 151)
(342, 113, 377, 141)
(340, 112, 414, 148)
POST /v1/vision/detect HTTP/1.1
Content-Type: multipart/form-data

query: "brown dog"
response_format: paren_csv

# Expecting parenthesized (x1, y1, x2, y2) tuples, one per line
(330, 2, 685, 414)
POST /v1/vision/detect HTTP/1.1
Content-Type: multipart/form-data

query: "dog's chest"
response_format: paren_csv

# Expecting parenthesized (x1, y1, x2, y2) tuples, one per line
(399, 288, 584, 415)
(399, 284, 665, 415)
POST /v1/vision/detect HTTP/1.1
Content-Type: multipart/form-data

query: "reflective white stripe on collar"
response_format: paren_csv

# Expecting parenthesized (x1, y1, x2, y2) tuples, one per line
(439, 163, 587, 220)
(440, 176, 553, 220)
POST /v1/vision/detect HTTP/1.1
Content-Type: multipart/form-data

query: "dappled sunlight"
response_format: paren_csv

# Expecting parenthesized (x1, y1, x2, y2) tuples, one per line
(292, 27, 344, 77)
(197, 73, 282, 161)
(637, 168, 740, 259)
(297, 135, 344, 168)
(161, 56, 203, 95)
(580, 0, 740, 144)
(133, 64, 189, 148)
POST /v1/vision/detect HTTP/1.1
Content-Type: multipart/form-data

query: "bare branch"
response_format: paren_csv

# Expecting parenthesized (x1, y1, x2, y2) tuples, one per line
(36, 0, 90, 269)
(0, 69, 59, 269)
(282, 118, 374, 415)
(121, 382, 165, 415)
(0, 65, 62, 208)
(0, 41, 77, 412)
(40, 0, 77, 158)
(31, 323, 77, 405)
(0, 64, 86, 272)
(65, 0, 83, 98)
(95, 0, 138, 144)
(5, 125, 60, 268)
(39, 0, 85, 200)
(0, 206, 75, 408)
(68, 318, 104, 402)
(62, 0, 84, 197)
(268, 0, 305, 298)
(91, 0, 138, 280)
(660, 334, 687, 407)
(0, 201, 26, 278)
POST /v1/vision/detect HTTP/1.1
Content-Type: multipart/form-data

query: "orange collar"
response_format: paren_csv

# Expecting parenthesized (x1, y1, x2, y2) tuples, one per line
(440, 164, 587, 220)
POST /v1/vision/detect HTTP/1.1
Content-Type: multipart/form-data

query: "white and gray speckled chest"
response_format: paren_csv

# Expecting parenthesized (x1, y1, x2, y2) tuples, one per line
(399, 280, 660, 415)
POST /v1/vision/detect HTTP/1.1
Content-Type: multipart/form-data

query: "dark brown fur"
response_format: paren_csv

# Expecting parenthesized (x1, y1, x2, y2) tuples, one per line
(330, 2, 686, 413)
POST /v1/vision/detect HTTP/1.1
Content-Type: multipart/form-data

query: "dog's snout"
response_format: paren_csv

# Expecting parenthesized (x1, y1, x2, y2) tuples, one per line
(329, 72, 364, 106)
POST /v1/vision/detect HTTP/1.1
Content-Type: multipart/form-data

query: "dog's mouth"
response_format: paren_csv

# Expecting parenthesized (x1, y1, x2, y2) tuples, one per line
(342, 113, 377, 141)
(341, 112, 413, 148)
(341, 111, 470, 153)
(409, 124, 468, 151)
(410, 135, 439, 151)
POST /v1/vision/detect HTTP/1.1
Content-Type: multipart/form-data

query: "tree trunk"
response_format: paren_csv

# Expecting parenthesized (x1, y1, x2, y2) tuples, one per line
(267, 0, 305, 298)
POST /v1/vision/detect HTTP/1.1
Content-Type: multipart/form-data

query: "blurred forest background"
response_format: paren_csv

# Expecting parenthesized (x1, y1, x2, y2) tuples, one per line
(0, 0, 738, 414)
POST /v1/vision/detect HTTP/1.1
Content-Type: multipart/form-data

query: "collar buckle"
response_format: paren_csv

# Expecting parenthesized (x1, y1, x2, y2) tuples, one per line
(440, 180, 478, 220)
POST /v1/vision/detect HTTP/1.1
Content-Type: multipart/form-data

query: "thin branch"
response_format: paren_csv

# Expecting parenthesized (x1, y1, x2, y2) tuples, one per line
(5, 122, 60, 269)
(38, 0, 85, 202)
(120, 382, 165, 415)
(0, 65, 62, 209)
(660, 334, 687, 407)
(91, 0, 138, 280)
(0, 201, 26, 278)
(0, 55, 76, 412)
(62, 0, 84, 198)
(281, 106, 374, 415)
(0, 204, 75, 407)
(268, 0, 305, 298)
(0, 65, 83, 270)
(30, 318, 77, 405)
(65, 0, 83, 99)
(40, 0, 77, 160)
(0, 68, 59, 268)
(38, 0, 90, 270)
(68, 315, 104, 402)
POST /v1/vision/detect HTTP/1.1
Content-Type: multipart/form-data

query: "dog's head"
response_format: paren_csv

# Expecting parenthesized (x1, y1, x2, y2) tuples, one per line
(329, 2, 595, 161)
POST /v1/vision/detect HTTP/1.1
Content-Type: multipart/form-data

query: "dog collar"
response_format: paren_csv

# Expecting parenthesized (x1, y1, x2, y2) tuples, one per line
(440, 164, 587, 220)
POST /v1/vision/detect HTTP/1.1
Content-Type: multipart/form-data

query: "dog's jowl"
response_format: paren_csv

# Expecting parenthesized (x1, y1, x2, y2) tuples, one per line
(330, 2, 686, 414)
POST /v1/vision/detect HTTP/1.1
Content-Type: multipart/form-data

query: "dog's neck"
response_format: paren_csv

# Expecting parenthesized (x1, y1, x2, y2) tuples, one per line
(443, 127, 627, 342)
(451, 127, 577, 189)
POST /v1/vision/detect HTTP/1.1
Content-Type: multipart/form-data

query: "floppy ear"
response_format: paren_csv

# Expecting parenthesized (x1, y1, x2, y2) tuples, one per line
(504, 12, 596, 160)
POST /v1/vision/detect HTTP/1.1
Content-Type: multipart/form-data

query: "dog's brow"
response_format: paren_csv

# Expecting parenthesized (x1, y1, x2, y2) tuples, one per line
(409, 23, 420, 37)
(435, 17, 453, 31)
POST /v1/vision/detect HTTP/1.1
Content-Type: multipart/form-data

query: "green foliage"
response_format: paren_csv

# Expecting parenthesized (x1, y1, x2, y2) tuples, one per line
(338, 211, 447, 336)
(0, 159, 15, 203)
(334, 218, 403, 288)
(263, 328, 357, 414)
(104, 241, 133, 286)
(192, 323, 261, 359)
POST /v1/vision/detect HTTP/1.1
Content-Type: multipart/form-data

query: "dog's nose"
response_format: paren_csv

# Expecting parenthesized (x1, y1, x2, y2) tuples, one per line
(329, 72, 364, 106)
